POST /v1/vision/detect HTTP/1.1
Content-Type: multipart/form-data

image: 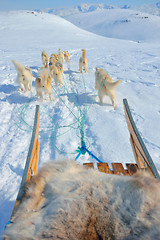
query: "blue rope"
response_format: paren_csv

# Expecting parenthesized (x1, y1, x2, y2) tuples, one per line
(75, 145, 102, 163)
(4, 220, 12, 229)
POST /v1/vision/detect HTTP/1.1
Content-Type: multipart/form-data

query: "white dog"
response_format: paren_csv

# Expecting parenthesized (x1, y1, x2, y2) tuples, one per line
(79, 49, 88, 73)
(12, 60, 33, 92)
(35, 68, 52, 100)
(3, 160, 160, 239)
(95, 67, 121, 109)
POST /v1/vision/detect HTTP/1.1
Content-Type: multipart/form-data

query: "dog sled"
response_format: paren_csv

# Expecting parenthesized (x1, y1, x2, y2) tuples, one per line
(6, 98, 160, 226)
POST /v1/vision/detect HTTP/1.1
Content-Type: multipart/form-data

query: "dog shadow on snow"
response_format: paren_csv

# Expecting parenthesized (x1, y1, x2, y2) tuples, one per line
(61, 91, 111, 108)
(0, 84, 36, 104)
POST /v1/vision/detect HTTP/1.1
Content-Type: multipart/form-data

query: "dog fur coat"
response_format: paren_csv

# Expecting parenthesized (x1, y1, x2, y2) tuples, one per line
(3, 160, 160, 240)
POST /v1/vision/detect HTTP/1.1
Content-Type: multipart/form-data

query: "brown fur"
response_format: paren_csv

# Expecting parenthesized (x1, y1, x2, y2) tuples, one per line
(95, 67, 121, 109)
(35, 68, 52, 100)
(79, 49, 88, 73)
(3, 160, 160, 240)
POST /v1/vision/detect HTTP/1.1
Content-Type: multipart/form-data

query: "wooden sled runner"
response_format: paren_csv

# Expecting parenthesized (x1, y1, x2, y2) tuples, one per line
(8, 99, 160, 223)
(10, 105, 40, 218)
(123, 98, 160, 180)
(84, 99, 160, 179)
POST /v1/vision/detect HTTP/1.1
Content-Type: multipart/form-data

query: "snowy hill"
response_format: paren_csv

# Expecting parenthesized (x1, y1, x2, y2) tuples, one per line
(1, 9, 160, 238)
(65, 9, 160, 41)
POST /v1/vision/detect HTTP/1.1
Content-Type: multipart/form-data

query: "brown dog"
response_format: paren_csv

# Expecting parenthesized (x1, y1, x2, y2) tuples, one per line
(63, 50, 70, 64)
(79, 49, 88, 73)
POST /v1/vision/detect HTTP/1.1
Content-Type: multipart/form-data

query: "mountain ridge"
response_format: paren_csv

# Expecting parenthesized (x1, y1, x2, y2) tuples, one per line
(35, 2, 160, 17)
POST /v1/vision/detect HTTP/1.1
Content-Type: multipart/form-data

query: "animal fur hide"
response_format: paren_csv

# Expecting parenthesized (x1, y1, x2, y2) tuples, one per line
(3, 160, 160, 240)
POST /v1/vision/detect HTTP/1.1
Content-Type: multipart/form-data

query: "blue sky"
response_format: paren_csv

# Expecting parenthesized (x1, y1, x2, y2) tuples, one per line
(0, 0, 159, 11)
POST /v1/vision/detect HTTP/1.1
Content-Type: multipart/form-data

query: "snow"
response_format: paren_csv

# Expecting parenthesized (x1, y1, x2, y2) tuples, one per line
(65, 9, 160, 41)
(1, 8, 160, 237)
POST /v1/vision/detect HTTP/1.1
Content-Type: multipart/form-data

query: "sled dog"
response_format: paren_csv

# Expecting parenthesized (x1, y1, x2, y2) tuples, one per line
(3, 160, 160, 240)
(63, 50, 70, 64)
(12, 60, 33, 92)
(95, 67, 121, 109)
(79, 49, 88, 73)
(41, 50, 49, 67)
(50, 65, 63, 87)
(35, 68, 52, 100)
(58, 49, 64, 64)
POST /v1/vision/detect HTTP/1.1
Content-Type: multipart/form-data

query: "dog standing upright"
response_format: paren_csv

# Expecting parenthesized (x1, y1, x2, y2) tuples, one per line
(41, 51, 49, 68)
(35, 68, 52, 100)
(12, 60, 33, 92)
(79, 49, 88, 73)
(95, 67, 121, 109)
(63, 51, 70, 64)
(50, 65, 63, 87)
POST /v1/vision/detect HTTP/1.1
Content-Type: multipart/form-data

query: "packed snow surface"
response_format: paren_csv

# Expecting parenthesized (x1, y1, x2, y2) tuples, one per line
(0, 9, 160, 237)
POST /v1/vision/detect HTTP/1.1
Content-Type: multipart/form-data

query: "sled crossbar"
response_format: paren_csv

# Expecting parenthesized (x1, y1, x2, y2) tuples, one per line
(83, 162, 139, 176)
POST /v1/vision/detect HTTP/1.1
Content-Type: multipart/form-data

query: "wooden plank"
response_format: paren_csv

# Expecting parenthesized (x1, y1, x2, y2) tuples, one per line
(83, 163, 94, 169)
(97, 162, 111, 174)
(11, 105, 40, 217)
(126, 163, 138, 175)
(123, 99, 160, 180)
(111, 163, 127, 175)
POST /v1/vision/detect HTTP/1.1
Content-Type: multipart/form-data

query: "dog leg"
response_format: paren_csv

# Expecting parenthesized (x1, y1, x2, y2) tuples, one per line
(98, 92, 103, 105)
(19, 82, 24, 92)
(37, 91, 43, 99)
(109, 93, 116, 109)
(59, 78, 63, 87)
(49, 92, 52, 100)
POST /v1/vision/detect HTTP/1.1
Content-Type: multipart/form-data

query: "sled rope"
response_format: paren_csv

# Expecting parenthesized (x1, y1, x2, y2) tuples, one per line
(75, 74, 106, 161)
(16, 66, 106, 158)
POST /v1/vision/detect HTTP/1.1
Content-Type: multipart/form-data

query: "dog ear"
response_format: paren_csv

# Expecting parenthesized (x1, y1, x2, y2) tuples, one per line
(36, 77, 41, 83)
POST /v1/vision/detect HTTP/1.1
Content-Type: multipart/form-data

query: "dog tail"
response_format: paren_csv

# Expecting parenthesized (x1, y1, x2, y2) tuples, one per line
(104, 79, 121, 90)
(12, 60, 25, 74)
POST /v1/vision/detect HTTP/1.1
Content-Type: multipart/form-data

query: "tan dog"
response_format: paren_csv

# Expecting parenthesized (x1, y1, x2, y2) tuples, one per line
(95, 67, 121, 109)
(50, 65, 63, 87)
(12, 60, 33, 92)
(63, 50, 70, 64)
(79, 49, 88, 73)
(41, 50, 49, 67)
(35, 68, 52, 100)
(58, 49, 64, 64)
